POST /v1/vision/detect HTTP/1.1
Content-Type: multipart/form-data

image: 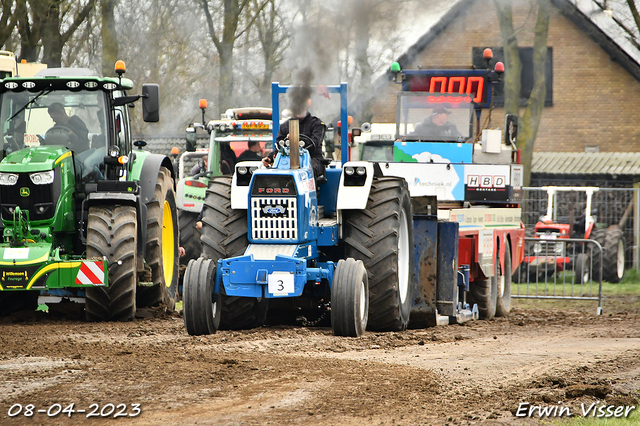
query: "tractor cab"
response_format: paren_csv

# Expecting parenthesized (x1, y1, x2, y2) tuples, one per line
(396, 93, 472, 143)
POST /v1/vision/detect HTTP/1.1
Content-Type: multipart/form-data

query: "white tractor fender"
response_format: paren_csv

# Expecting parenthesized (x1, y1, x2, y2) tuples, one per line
(336, 161, 375, 210)
(230, 161, 262, 209)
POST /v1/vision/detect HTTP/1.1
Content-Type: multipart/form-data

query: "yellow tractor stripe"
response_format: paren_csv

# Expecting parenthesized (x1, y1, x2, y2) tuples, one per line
(26, 261, 83, 289)
(54, 151, 73, 166)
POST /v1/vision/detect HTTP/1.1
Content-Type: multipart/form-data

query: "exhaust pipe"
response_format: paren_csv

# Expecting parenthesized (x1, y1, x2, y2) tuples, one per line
(289, 118, 300, 169)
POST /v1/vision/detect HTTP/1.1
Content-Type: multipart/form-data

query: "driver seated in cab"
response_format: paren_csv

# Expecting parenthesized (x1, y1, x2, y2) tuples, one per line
(46, 102, 90, 152)
(47, 103, 101, 181)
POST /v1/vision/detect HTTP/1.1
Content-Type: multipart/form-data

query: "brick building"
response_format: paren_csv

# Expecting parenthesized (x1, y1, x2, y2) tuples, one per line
(367, 0, 640, 154)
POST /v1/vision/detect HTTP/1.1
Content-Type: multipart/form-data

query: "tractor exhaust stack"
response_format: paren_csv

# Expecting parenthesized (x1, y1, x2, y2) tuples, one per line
(289, 118, 300, 169)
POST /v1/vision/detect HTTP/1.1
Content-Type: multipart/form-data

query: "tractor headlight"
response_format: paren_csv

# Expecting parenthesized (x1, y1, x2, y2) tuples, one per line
(29, 170, 54, 185)
(249, 166, 258, 173)
(356, 167, 366, 176)
(109, 145, 120, 158)
(0, 172, 18, 185)
(554, 242, 563, 254)
(533, 242, 542, 254)
(238, 166, 248, 175)
(345, 166, 355, 176)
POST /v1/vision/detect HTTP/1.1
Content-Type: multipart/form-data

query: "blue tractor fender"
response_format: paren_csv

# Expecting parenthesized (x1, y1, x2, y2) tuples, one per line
(336, 161, 375, 210)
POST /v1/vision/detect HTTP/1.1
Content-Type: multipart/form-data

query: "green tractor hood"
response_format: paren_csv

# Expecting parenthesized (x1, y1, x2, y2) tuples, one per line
(0, 146, 71, 173)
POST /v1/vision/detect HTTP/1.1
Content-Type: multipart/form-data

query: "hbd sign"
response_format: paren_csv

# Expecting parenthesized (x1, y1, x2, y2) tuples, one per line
(467, 175, 506, 189)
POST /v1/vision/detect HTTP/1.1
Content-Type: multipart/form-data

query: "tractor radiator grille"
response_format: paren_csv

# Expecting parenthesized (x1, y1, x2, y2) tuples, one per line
(0, 172, 61, 222)
(250, 197, 297, 241)
(533, 240, 565, 257)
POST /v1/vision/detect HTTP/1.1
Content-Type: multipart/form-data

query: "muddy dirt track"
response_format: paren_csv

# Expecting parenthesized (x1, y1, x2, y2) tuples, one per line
(0, 297, 639, 426)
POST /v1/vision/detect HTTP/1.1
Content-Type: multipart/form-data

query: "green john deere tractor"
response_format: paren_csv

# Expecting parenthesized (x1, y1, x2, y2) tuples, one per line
(0, 61, 179, 320)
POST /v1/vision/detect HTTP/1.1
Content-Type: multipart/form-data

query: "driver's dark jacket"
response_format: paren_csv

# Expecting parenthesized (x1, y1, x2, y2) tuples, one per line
(66, 116, 90, 152)
(413, 119, 461, 139)
(268, 112, 326, 179)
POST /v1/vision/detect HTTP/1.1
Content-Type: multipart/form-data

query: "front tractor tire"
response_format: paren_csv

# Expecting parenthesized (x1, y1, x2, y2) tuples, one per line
(495, 242, 512, 317)
(468, 253, 498, 320)
(183, 258, 220, 335)
(85, 205, 137, 321)
(137, 166, 180, 310)
(343, 177, 414, 331)
(331, 258, 369, 337)
(200, 176, 267, 330)
(178, 209, 202, 265)
(602, 225, 625, 283)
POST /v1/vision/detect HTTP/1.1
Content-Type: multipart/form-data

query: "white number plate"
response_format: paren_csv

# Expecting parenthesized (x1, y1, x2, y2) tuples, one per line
(3, 248, 29, 260)
(268, 272, 294, 295)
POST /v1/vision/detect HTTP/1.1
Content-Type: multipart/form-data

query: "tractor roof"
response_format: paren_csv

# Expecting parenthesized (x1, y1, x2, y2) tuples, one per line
(0, 68, 134, 93)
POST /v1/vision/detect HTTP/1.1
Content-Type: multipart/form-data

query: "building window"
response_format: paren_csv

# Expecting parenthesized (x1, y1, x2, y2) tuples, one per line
(472, 47, 553, 107)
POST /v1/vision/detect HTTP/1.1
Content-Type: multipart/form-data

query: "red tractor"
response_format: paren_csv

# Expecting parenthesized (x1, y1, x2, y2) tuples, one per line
(516, 187, 625, 284)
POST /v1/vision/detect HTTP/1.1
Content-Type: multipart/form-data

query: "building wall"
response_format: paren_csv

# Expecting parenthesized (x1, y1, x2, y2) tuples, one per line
(370, 0, 640, 153)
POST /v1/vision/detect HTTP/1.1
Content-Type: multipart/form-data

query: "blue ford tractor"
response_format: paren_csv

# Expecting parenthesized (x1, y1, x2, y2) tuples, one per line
(183, 83, 415, 336)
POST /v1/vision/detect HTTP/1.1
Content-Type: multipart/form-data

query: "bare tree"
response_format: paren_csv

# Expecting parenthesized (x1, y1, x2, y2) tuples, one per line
(0, 0, 20, 49)
(15, 0, 43, 62)
(494, 0, 550, 186)
(101, 0, 118, 76)
(197, 0, 269, 113)
(14, 0, 96, 66)
(251, 0, 290, 103)
(42, 0, 96, 67)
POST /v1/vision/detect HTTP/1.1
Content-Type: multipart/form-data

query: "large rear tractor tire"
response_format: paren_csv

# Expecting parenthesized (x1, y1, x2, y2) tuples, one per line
(85, 205, 137, 321)
(590, 228, 606, 282)
(331, 258, 369, 337)
(495, 242, 512, 317)
(343, 177, 414, 331)
(602, 225, 625, 283)
(179, 209, 202, 265)
(468, 254, 498, 320)
(201, 176, 267, 329)
(183, 258, 220, 335)
(137, 167, 180, 310)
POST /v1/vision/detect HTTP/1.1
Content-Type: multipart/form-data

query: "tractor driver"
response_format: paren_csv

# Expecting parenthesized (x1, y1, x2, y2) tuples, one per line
(412, 105, 461, 139)
(47, 103, 90, 152)
(262, 87, 326, 185)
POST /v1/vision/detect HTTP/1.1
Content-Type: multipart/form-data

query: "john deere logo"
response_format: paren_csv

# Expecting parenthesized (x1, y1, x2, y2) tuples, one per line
(20, 188, 30, 197)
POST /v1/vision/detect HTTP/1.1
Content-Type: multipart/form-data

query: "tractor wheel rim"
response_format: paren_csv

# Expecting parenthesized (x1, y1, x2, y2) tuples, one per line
(617, 240, 624, 278)
(359, 279, 366, 322)
(398, 207, 410, 304)
(162, 200, 175, 287)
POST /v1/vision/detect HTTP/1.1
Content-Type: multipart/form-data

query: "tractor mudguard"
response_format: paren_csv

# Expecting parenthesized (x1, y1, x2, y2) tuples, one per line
(336, 161, 375, 210)
(134, 153, 176, 205)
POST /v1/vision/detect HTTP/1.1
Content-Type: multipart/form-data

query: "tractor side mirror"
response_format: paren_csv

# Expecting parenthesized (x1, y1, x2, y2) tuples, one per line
(142, 84, 160, 122)
(185, 127, 197, 152)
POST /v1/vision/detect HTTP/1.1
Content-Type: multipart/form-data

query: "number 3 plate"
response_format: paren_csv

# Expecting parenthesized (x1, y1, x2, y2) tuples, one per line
(268, 272, 294, 295)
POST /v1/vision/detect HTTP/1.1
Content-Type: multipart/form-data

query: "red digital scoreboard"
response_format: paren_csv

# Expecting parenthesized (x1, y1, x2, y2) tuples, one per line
(402, 70, 492, 107)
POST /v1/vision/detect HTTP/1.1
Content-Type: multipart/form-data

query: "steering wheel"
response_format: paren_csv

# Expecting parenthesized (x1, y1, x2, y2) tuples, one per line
(44, 125, 75, 146)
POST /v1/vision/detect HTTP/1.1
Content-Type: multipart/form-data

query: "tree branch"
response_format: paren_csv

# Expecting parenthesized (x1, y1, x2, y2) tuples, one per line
(235, 0, 269, 40)
(61, 0, 96, 44)
(198, 0, 222, 51)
